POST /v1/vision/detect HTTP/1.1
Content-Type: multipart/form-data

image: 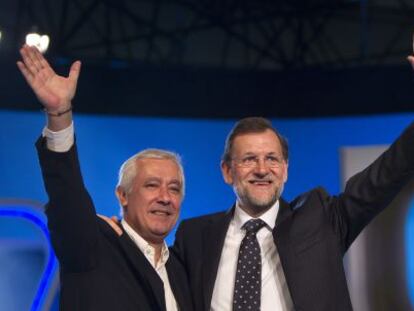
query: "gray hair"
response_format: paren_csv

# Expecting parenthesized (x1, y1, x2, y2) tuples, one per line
(117, 148, 185, 197)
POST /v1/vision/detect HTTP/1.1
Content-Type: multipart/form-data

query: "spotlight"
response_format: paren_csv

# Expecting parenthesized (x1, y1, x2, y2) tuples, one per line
(25, 32, 50, 53)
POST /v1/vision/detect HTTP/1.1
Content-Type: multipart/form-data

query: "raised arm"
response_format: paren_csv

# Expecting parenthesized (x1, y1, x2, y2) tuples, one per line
(18, 46, 100, 271)
(17, 44, 80, 131)
(331, 121, 414, 252)
(408, 56, 414, 70)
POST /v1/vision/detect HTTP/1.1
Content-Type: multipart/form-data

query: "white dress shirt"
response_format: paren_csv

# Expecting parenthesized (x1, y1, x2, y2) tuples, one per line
(43, 123, 179, 311)
(210, 201, 294, 311)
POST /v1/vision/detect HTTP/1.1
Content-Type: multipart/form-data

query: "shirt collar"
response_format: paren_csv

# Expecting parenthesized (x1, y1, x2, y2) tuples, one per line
(234, 200, 279, 231)
(121, 219, 169, 269)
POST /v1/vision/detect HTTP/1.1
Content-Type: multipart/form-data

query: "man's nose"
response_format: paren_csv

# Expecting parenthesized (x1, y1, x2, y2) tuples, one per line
(253, 158, 269, 176)
(157, 187, 171, 205)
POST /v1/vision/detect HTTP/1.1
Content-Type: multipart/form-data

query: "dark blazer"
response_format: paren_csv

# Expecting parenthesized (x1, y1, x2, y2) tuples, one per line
(173, 123, 414, 311)
(36, 138, 193, 311)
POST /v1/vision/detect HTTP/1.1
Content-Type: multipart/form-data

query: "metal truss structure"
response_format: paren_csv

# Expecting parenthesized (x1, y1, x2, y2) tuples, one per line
(1, 0, 413, 70)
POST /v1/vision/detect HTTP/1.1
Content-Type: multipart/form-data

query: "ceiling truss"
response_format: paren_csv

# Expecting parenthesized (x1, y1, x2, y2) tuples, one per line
(1, 0, 413, 70)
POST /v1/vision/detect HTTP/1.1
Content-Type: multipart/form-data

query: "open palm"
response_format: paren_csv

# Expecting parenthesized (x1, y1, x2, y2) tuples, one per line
(17, 45, 81, 112)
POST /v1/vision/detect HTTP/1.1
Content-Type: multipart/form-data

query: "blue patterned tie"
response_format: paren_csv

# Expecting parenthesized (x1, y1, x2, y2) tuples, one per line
(233, 218, 266, 311)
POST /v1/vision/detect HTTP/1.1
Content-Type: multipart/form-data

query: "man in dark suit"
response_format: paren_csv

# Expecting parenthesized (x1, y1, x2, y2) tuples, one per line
(173, 115, 414, 311)
(17, 45, 193, 311)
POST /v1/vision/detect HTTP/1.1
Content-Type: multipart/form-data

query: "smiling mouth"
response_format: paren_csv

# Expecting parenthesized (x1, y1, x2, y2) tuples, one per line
(249, 180, 273, 186)
(150, 210, 172, 216)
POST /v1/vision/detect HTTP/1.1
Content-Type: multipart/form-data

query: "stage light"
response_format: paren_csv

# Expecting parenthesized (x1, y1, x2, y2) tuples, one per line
(25, 32, 50, 53)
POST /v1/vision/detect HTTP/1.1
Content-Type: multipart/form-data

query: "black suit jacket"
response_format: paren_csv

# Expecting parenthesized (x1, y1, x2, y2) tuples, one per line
(36, 138, 193, 311)
(173, 123, 414, 311)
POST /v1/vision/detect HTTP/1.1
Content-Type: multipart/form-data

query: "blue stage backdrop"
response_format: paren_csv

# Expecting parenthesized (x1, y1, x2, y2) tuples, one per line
(0, 110, 413, 310)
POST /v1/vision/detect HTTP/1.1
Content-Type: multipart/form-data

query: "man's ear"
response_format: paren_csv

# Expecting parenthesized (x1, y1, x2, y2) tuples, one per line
(221, 161, 234, 185)
(115, 186, 128, 208)
(283, 161, 288, 183)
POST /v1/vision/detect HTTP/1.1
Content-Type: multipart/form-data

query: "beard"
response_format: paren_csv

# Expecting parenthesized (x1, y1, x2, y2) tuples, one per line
(234, 183, 284, 216)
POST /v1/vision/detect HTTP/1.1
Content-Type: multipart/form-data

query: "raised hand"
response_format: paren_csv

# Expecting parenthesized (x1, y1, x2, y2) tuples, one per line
(17, 44, 81, 114)
(408, 55, 414, 71)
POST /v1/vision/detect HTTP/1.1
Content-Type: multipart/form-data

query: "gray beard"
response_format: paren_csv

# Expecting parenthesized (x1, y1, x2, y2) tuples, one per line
(235, 184, 284, 215)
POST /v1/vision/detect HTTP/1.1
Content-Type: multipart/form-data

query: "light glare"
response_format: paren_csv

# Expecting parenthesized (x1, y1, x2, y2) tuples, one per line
(25, 33, 50, 53)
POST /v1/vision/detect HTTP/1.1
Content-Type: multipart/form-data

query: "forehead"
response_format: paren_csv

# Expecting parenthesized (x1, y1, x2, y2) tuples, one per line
(232, 129, 282, 155)
(135, 158, 181, 181)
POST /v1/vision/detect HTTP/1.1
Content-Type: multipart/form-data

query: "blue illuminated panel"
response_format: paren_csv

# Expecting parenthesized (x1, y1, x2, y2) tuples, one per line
(0, 203, 58, 311)
(1, 109, 414, 310)
(407, 202, 414, 309)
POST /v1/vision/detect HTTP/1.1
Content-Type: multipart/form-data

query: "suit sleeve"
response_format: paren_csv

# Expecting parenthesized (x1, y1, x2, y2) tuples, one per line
(36, 136, 99, 272)
(326, 122, 414, 251)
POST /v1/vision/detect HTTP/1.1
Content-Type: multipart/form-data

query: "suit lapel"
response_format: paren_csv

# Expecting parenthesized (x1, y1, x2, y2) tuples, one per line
(116, 226, 166, 311)
(273, 198, 293, 250)
(166, 254, 191, 311)
(202, 208, 234, 311)
(272, 198, 298, 309)
(275, 198, 292, 229)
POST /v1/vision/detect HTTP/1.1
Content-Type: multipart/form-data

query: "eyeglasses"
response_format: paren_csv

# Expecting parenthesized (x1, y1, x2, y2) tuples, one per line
(231, 155, 285, 168)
